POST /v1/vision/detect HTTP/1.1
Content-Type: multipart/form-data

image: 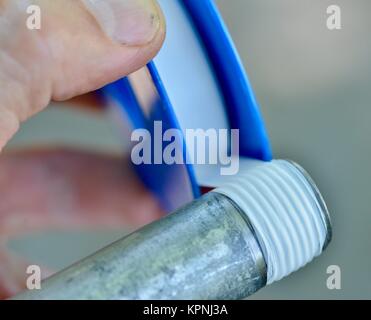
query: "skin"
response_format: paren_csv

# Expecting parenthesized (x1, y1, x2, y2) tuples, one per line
(0, 0, 166, 298)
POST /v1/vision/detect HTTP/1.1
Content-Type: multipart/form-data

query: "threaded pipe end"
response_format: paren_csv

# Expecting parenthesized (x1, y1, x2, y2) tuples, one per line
(213, 159, 331, 284)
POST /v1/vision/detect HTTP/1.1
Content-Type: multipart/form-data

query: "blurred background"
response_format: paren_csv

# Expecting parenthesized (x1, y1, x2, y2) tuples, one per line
(216, 0, 371, 299)
(5, 0, 371, 299)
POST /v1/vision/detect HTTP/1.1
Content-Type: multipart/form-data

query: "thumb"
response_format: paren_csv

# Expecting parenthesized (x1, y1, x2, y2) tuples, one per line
(0, 0, 165, 150)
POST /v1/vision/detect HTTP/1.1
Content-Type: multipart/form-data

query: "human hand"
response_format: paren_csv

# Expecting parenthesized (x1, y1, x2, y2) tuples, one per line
(0, 0, 165, 298)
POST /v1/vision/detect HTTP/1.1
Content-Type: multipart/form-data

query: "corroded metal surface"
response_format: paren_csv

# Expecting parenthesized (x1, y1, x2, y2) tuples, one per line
(14, 193, 267, 300)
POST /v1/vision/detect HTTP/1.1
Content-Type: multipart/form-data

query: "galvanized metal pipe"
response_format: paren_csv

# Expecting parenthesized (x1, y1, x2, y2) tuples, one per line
(13, 160, 331, 300)
(14, 193, 266, 299)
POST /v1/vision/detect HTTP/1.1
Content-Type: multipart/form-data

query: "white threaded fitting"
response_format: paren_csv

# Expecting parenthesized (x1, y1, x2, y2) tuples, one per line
(213, 159, 331, 284)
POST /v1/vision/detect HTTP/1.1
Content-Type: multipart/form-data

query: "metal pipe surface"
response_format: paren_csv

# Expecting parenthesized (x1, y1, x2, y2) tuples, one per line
(14, 193, 266, 300)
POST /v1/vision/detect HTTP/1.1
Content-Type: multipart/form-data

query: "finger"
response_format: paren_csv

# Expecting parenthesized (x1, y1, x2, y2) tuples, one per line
(0, 149, 163, 238)
(0, 148, 163, 299)
(0, 246, 31, 299)
(0, 0, 166, 151)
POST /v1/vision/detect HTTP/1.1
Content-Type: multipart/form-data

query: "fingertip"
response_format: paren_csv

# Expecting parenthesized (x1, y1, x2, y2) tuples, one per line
(50, 0, 166, 100)
(83, 0, 166, 47)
